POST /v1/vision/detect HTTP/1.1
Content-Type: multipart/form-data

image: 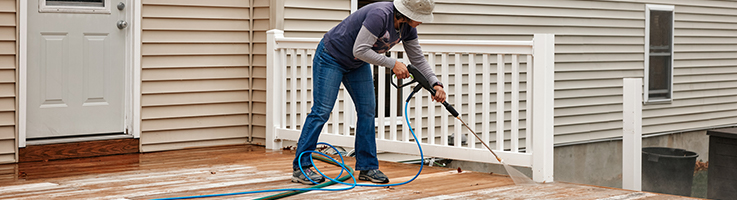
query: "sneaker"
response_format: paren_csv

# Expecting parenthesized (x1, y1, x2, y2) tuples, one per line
(291, 167, 325, 185)
(358, 169, 389, 183)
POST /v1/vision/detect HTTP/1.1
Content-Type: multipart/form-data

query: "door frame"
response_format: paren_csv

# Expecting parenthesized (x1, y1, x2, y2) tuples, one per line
(18, 0, 142, 148)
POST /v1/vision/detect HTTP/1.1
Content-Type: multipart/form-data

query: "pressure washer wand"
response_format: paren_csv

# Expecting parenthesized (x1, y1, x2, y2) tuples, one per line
(400, 65, 503, 163)
(456, 117, 502, 163)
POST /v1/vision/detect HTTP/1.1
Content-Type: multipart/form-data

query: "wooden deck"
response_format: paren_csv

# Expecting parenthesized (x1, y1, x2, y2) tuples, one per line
(0, 145, 694, 199)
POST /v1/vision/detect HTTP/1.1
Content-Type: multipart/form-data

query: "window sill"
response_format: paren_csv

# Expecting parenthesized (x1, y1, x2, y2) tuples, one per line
(645, 98, 672, 104)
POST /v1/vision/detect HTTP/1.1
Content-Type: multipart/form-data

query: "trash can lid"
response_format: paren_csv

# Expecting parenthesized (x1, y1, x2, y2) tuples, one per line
(642, 147, 698, 158)
(707, 128, 737, 139)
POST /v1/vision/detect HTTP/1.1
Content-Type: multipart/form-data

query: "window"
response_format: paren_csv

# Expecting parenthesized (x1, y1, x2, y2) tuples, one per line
(46, 0, 104, 7)
(40, 0, 111, 13)
(645, 5, 674, 103)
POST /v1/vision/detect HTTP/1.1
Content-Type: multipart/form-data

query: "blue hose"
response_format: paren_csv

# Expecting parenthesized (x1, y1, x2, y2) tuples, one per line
(152, 100, 424, 199)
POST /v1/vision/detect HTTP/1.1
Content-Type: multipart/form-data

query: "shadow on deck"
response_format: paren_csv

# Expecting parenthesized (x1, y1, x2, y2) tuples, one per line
(0, 145, 695, 199)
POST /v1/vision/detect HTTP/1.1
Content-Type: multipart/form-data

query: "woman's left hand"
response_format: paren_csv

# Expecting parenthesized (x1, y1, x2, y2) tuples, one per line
(432, 85, 446, 103)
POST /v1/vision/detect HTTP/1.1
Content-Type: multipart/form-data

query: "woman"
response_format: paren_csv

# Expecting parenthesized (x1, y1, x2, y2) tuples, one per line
(292, 0, 445, 185)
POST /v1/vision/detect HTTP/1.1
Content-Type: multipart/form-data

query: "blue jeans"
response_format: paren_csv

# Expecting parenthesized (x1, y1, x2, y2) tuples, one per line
(292, 41, 379, 171)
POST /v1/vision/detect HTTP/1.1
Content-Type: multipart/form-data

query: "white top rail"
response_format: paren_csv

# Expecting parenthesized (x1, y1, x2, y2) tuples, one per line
(273, 36, 533, 55)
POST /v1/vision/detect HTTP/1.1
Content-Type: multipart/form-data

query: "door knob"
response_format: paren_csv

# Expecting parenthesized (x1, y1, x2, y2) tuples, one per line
(117, 20, 128, 29)
(117, 2, 125, 10)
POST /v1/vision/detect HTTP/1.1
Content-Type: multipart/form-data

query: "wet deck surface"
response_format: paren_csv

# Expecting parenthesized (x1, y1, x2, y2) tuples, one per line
(0, 145, 695, 199)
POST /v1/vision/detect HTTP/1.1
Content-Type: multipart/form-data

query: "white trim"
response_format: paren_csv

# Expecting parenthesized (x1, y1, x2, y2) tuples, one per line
(132, 0, 142, 138)
(646, 4, 674, 11)
(350, 0, 357, 13)
(39, 0, 111, 14)
(19, 0, 28, 148)
(265, 29, 284, 150)
(644, 4, 675, 103)
(622, 78, 643, 191)
(532, 33, 555, 183)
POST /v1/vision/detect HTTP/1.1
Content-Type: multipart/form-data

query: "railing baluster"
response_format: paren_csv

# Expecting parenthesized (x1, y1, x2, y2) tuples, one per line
(454, 53, 462, 147)
(441, 53, 449, 146)
(526, 54, 533, 153)
(300, 49, 308, 129)
(378, 64, 386, 140)
(390, 51, 398, 141)
(290, 49, 297, 129)
(428, 52, 436, 145)
(280, 48, 288, 129)
(482, 53, 490, 149)
(344, 86, 353, 136)
(496, 54, 505, 151)
(331, 81, 339, 135)
(415, 78, 423, 143)
(403, 82, 410, 143)
(468, 53, 476, 148)
(512, 54, 520, 152)
(401, 52, 410, 142)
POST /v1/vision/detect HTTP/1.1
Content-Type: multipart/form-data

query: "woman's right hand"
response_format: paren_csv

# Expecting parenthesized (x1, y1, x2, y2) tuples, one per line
(393, 61, 410, 79)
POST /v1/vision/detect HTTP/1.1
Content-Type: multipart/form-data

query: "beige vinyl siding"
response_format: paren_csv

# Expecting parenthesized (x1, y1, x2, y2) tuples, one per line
(141, 0, 264, 152)
(278, 0, 737, 146)
(0, 0, 14, 164)
(282, 0, 350, 37)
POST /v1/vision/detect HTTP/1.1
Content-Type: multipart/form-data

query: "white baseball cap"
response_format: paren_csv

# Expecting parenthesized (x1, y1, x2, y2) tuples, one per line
(394, 0, 435, 23)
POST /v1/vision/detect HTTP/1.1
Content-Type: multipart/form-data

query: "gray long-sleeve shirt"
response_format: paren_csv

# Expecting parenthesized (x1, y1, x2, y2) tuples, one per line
(353, 26, 440, 87)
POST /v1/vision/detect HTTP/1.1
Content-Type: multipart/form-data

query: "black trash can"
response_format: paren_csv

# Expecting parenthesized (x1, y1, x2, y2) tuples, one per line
(642, 147, 698, 196)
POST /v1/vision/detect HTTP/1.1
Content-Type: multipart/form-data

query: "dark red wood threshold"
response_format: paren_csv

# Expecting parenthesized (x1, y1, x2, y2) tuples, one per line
(19, 138, 140, 163)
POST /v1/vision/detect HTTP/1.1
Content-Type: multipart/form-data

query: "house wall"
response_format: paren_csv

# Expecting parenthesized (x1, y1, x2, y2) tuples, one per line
(431, 0, 737, 145)
(282, 0, 350, 38)
(0, 0, 15, 164)
(277, 0, 737, 147)
(140, 0, 270, 152)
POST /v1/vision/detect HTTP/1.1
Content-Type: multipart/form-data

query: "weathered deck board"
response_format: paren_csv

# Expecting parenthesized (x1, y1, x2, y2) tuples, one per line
(0, 145, 695, 200)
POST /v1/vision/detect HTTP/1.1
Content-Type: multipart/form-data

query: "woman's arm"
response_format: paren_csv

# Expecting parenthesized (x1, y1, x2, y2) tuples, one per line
(353, 26, 396, 68)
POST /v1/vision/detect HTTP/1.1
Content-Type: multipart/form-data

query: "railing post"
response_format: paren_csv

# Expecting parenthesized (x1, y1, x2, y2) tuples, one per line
(531, 34, 554, 183)
(623, 78, 643, 190)
(266, 29, 284, 150)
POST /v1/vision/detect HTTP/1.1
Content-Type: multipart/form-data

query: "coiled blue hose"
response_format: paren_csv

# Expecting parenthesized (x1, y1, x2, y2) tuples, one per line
(153, 100, 424, 200)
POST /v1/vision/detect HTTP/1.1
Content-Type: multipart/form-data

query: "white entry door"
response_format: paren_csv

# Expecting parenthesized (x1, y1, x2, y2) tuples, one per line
(27, 0, 129, 138)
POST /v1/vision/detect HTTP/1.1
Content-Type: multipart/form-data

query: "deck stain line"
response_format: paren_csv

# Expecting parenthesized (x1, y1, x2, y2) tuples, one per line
(108, 176, 293, 200)
(0, 188, 82, 199)
(121, 180, 191, 189)
(597, 192, 656, 200)
(81, 171, 288, 197)
(63, 165, 255, 186)
(19, 174, 291, 200)
(0, 182, 61, 194)
(416, 185, 526, 200)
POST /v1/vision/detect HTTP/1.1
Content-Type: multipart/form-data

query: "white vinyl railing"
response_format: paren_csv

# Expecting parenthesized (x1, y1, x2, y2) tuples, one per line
(266, 29, 554, 183)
